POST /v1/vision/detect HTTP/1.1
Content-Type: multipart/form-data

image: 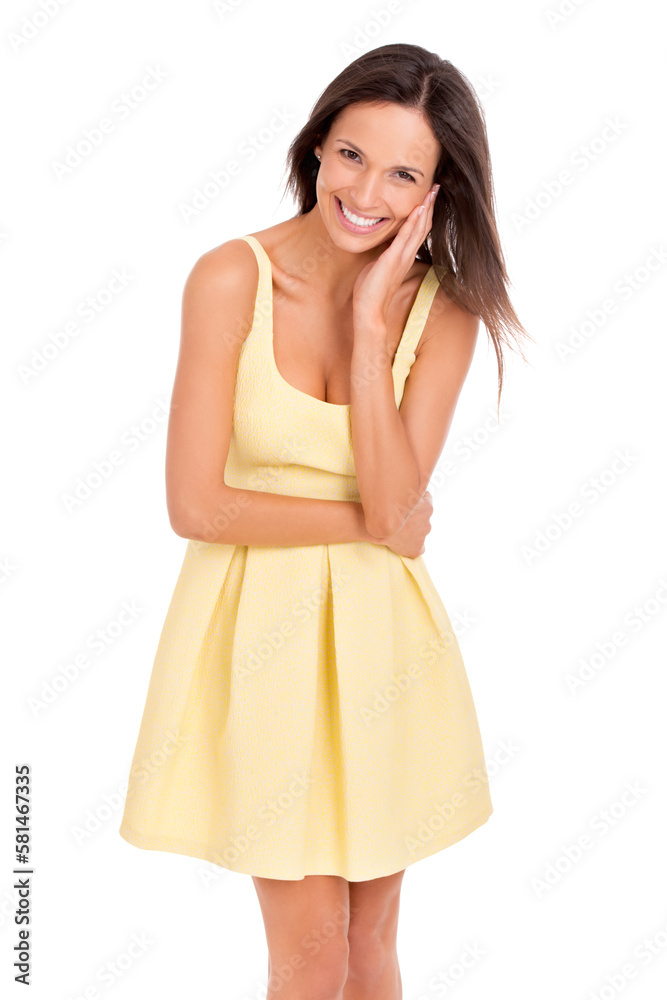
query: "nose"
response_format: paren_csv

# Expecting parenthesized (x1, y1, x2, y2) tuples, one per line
(347, 175, 385, 215)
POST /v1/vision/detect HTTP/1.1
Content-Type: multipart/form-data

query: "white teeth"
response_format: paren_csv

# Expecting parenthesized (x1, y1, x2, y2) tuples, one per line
(339, 198, 383, 227)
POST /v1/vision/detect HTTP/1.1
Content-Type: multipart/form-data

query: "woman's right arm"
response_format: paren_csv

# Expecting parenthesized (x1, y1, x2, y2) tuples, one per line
(165, 240, 397, 548)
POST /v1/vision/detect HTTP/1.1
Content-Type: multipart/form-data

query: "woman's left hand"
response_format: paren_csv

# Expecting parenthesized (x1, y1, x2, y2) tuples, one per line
(352, 182, 439, 325)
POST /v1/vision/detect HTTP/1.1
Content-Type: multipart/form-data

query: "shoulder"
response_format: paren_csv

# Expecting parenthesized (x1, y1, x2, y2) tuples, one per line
(417, 275, 480, 359)
(181, 238, 263, 341)
(184, 237, 259, 296)
(401, 279, 480, 418)
(179, 238, 263, 353)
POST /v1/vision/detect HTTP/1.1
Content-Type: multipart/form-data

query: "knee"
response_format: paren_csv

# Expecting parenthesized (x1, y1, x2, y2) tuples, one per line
(268, 938, 349, 1000)
(347, 927, 396, 985)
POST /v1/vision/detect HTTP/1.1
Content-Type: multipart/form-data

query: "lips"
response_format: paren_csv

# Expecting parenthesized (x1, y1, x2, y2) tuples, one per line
(334, 195, 389, 234)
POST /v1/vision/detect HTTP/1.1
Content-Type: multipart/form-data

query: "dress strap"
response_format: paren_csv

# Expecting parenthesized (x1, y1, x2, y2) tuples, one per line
(394, 266, 441, 365)
(240, 235, 441, 369)
(239, 235, 272, 336)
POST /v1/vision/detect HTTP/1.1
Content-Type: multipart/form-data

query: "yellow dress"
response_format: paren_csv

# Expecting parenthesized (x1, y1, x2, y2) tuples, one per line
(118, 234, 493, 881)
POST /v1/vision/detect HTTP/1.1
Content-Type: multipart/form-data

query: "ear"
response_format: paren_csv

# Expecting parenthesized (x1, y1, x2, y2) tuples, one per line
(314, 144, 322, 160)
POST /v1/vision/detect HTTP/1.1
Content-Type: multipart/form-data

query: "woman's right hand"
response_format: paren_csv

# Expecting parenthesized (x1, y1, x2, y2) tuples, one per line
(379, 490, 433, 559)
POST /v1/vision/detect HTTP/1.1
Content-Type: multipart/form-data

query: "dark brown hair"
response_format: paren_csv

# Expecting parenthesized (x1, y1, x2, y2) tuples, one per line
(282, 42, 532, 411)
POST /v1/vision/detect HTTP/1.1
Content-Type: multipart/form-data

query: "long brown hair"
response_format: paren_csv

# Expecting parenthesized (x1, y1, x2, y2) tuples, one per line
(282, 43, 532, 412)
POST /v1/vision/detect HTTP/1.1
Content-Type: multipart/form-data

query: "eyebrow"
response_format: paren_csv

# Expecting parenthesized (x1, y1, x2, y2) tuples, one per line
(332, 138, 425, 177)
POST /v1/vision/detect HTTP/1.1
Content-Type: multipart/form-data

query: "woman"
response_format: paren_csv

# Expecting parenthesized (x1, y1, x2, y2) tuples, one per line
(120, 42, 529, 999)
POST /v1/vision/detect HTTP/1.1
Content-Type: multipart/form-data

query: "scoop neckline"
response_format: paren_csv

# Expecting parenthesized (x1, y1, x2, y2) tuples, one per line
(245, 234, 434, 411)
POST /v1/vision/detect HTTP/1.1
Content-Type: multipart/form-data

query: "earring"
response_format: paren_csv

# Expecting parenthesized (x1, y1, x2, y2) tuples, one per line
(316, 154, 321, 160)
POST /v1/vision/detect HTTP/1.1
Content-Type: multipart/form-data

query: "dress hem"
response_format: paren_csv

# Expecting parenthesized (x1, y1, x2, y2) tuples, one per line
(118, 805, 493, 882)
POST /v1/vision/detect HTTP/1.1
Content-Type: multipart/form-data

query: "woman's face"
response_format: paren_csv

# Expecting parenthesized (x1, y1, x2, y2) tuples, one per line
(313, 101, 441, 250)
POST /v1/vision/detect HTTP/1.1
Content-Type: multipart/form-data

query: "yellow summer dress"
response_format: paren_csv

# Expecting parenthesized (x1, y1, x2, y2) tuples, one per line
(118, 234, 493, 881)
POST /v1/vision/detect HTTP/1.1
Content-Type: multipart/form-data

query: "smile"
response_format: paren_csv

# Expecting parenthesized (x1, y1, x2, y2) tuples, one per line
(334, 196, 389, 234)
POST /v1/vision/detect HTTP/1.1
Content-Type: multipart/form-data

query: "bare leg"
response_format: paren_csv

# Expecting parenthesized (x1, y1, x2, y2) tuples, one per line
(252, 874, 350, 1000)
(343, 869, 405, 1000)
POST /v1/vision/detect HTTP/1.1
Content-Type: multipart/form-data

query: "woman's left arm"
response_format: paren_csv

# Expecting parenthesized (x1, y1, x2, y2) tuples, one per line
(350, 287, 479, 537)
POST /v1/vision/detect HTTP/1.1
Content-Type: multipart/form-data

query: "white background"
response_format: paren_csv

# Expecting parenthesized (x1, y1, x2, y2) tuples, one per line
(2, 0, 666, 997)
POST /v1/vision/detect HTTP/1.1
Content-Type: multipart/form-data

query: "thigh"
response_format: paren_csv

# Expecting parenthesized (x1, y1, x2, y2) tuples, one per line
(252, 874, 351, 962)
(347, 869, 406, 945)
